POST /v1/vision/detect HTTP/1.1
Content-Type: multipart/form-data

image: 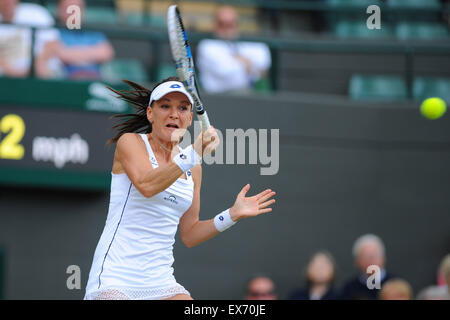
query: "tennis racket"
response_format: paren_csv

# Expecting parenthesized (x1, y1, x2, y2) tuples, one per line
(167, 4, 211, 131)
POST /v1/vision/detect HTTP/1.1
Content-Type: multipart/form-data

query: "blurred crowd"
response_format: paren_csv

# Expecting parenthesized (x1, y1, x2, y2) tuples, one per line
(0, 2, 448, 301)
(0, 1, 271, 93)
(1, 1, 449, 96)
(0, 0, 114, 80)
(243, 234, 450, 300)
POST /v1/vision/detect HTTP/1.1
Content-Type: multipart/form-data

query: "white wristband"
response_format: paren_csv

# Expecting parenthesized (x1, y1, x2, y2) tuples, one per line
(214, 209, 237, 232)
(173, 145, 201, 172)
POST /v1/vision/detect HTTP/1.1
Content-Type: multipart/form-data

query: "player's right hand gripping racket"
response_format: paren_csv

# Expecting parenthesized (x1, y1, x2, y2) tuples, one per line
(167, 5, 211, 131)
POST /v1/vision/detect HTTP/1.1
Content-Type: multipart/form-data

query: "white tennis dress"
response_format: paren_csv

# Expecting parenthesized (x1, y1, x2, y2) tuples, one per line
(84, 134, 193, 300)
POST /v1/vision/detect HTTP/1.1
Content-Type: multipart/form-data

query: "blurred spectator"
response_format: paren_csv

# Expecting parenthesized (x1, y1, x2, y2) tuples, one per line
(416, 253, 450, 300)
(339, 234, 394, 300)
(197, 5, 271, 94)
(39, 0, 114, 80)
(378, 278, 413, 300)
(288, 250, 339, 300)
(244, 274, 277, 300)
(0, 0, 59, 77)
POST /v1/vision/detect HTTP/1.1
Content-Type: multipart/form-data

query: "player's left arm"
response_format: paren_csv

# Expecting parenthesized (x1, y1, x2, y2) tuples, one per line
(179, 164, 276, 248)
(179, 164, 219, 248)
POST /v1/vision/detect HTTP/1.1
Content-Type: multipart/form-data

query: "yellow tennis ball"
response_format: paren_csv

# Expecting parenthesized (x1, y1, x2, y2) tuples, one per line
(420, 97, 447, 120)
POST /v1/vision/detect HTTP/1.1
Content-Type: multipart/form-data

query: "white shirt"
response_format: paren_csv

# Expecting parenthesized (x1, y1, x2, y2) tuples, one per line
(3, 3, 55, 26)
(0, 3, 59, 74)
(84, 134, 193, 300)
(197, 39, 271, 93)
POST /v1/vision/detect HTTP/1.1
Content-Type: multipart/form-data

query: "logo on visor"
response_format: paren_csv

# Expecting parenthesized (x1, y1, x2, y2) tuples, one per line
(170, 84, 181, 88)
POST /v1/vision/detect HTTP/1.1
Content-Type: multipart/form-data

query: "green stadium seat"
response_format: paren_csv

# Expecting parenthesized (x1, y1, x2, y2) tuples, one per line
(413, 77, 450, 103)
(147, 15, 166, 29)
(122, 13, 165, 28)
(387, 0, 441, 9)
(387, 0, 442, 22)
(100, 59, 149, 84)
(395, 22, 449, 40)
(122, 12, 147, 26)
(349, 74, 408, 101)
(45, 3, 57, 18)
(334, 20, 393, 39)
(328, 0, 382, 8)
(326, 0, 384, 31)
(326, 0, 391, 39)
(84, 7, 118, 25)
(253, 77, 273, 93)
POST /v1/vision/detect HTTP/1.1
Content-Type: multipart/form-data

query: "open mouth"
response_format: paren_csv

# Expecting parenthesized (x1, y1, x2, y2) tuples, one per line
(166, 124, 179, 129)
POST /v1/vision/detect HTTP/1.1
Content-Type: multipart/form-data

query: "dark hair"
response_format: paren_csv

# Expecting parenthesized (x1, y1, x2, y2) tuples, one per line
(106, 76, 181, 146)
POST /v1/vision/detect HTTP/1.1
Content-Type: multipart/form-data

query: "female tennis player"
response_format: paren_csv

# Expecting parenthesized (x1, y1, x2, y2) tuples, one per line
(84, 77, 276, 300)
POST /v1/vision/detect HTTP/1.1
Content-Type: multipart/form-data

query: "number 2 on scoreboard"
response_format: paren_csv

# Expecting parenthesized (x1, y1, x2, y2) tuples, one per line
(0, 114, 25, 160)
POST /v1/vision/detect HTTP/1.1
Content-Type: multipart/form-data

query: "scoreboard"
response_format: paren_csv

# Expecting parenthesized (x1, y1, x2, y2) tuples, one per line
(0, 78, 131, 190)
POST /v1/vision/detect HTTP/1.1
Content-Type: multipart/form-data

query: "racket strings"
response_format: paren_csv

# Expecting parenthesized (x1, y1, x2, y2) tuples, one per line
(168, 6, 205, 116)
(168, 9, 192, 85)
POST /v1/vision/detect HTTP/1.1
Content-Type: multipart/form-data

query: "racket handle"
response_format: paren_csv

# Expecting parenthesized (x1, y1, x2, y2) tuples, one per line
(198, 112, 210, 131)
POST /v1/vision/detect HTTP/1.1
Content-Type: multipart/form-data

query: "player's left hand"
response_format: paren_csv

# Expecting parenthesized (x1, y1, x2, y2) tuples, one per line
(229, 184, 276, 222)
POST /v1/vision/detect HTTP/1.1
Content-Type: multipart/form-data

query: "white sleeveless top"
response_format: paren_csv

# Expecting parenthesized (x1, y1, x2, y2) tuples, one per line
(84, 134, 194, 300)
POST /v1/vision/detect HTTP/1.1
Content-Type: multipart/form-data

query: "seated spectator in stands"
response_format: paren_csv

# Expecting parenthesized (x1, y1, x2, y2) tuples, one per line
(244, 274, 277, 300)
(339, 234, 394, 300)
(378, 278, 413, 300)
(197, 5, 271, 94)
(0, 0, 58, 77)
(416, 253, 450, 300)
(288, 250, 339, 300)
(39, 0, 114, 80)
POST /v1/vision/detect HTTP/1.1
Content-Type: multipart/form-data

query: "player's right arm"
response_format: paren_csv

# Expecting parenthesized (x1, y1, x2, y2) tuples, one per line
(116, 129, 218, 198)
(116, 133, 184, 198)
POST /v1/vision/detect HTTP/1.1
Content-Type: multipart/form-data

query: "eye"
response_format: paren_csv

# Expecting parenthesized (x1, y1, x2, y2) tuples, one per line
(161, 104, 169, 109)
(179, 105, 188, 111)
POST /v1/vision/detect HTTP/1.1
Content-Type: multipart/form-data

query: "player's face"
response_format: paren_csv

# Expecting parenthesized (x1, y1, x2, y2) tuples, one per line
(147, 92, 193, 143)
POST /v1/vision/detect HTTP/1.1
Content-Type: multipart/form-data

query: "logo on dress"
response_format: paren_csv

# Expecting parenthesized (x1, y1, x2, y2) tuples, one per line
(150, 156, 158, 166)
(219, 216, 224, 221)
(170, 84, 181, 88)
(187, 170, 191, 176)
(180, 154, 187, 160)
(164, 195, 178, 205)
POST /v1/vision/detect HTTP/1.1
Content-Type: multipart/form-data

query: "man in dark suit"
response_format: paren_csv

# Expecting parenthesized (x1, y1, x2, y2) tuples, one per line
(340, 234, 393, 300)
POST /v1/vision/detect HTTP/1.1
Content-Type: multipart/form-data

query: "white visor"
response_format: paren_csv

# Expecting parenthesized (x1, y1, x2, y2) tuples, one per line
(148, 81, 194, 107)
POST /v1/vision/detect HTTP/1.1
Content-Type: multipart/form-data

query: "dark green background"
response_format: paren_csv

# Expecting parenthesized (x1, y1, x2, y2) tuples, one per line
(0, 80, 449, 299)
